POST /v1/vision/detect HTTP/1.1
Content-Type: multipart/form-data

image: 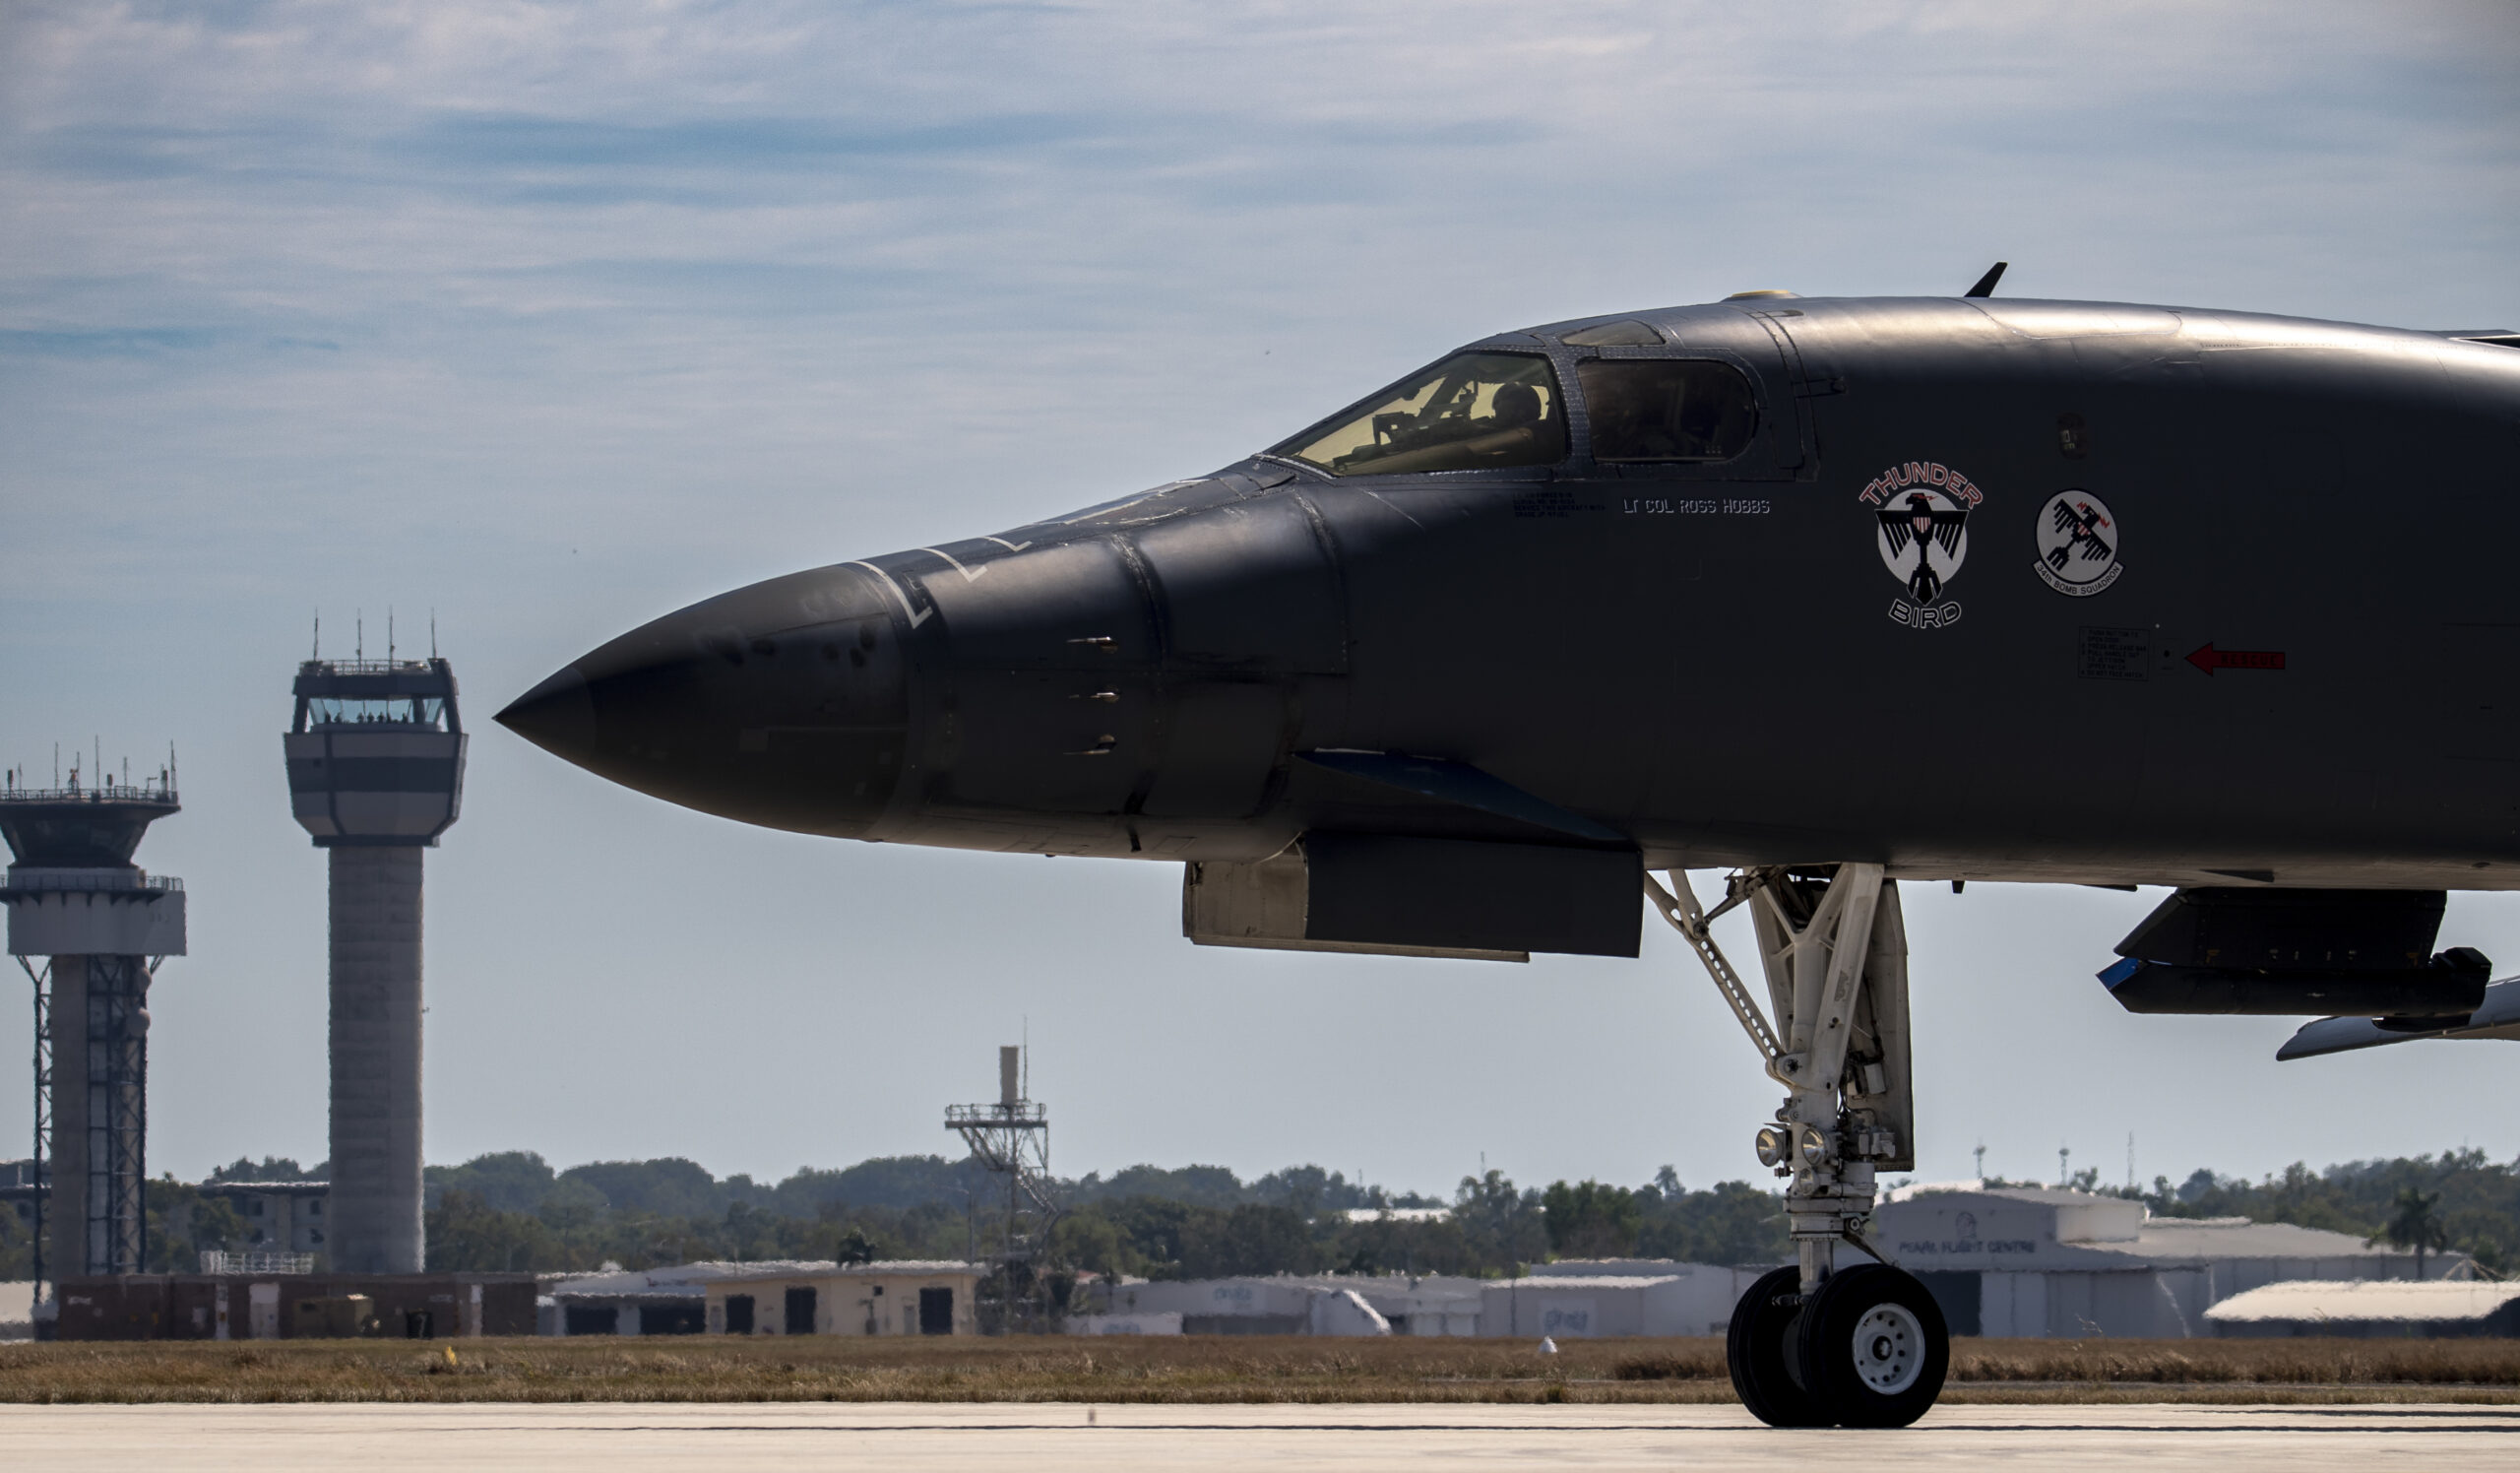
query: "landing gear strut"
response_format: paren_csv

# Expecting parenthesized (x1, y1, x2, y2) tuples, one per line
(1647, 865, 1951, 1428)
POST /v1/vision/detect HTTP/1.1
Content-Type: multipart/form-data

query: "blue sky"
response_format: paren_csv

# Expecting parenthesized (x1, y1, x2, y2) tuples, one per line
(4, 2, 2518, 1195)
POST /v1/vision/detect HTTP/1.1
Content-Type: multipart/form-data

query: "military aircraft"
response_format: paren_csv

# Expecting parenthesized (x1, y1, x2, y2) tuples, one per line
(498, 265, 2520, 1427)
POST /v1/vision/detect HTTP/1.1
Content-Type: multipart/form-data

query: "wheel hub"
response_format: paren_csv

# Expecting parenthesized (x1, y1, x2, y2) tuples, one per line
(1849, 1302, 1923, 1394)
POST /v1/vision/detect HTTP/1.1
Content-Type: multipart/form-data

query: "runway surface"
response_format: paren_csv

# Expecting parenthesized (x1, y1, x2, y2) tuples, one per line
(4, 1400, 2518, 1470)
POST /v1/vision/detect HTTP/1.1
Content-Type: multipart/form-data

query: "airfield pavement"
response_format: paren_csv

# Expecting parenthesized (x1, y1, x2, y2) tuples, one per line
(3, 1400, 2518, 1471)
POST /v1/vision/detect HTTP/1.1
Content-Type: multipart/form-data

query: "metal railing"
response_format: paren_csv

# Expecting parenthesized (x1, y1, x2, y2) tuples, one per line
(1, 870, 182, 894)
(0, 785, 179, 805)
(198, 1249, 317, 1276)
(945, 1102, 1048, 1126)
(299, 658, 440, 675)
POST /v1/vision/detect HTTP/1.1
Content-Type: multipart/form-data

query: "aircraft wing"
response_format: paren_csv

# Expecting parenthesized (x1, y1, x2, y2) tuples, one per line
(2276, 976, 2520, 1060)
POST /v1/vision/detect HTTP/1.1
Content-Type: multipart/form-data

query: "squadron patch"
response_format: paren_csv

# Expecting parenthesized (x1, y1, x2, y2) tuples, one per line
(1860, 461, 1982, 630)
(2034, 489, 2123, 597)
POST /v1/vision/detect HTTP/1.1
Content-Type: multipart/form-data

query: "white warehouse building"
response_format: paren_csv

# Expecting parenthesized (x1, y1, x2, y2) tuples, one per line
(1090, 1263, 1773, 1339)
(1876, 1185, 2460, 1338)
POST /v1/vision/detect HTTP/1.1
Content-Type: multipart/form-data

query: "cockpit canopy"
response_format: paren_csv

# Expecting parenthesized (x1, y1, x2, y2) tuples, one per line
(1277, 352, 1566, 477)
(1273, 345, 1759, 477)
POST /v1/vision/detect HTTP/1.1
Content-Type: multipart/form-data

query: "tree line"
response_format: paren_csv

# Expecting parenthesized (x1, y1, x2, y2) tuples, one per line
(4, 1148, 2515, 1282)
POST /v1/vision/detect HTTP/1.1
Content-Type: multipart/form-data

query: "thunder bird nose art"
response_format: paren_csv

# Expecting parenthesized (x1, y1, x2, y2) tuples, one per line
(496, 564, 910, 838)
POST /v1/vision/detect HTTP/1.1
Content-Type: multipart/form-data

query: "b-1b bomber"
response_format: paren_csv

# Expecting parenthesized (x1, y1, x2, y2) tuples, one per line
(501, 268, 2520, 1426)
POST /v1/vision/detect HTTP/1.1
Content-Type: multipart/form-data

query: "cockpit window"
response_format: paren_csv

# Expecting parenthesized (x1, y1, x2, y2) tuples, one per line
(1577, 358, 1759, 462)
(1277, 352, 1566, 477)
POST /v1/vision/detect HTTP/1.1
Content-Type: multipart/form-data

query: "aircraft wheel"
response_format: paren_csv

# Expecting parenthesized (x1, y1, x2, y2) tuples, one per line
(1726, 1265, 1826, 1428)
(1795, 1263, 1949, 1428)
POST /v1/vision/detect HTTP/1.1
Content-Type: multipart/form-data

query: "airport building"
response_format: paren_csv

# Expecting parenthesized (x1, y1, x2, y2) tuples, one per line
(700, 1261, 984, 1337)
(540, 1260, 779, 1336)
(41, 1271, 536, 1340)
(197, 1180, 331, 1258)
(1493, 1262, 1776, 1338)
(1096, 1275, 1442, 1335)
(1075, 1188, 2463, 1342)
(1090, 1262, 1773, 1338)
(2205, 1279, 2520, 1338)
(1876, 1185, 2459, 1338)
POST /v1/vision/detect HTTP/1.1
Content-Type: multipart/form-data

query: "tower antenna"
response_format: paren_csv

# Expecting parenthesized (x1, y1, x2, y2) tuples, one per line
(313, 611, 321, 661)
(356, 610, 363, 662)
(388, 608, 395, 664)
(430, 609, 438, 660)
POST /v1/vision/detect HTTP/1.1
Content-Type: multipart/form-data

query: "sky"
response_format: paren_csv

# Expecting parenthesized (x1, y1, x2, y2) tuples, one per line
(3, 1, 2518, 1200)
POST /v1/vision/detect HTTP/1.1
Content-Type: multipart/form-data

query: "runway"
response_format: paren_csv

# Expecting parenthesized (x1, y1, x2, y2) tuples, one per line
(3, 1400, 2516, 1471)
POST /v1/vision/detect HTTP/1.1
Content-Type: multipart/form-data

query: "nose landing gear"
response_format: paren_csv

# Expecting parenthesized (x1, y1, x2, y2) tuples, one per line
(1800, 1264, 1950, 1426)
(1647, 865, 1952, 1428)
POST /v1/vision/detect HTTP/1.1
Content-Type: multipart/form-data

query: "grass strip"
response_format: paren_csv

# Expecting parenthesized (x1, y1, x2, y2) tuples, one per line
(3, 1336, 2518, 1405)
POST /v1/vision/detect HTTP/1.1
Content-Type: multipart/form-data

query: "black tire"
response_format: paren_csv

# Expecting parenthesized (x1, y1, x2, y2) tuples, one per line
(1726, 1265, 1825, 1428)
(1795, 1263, 1949, 1428)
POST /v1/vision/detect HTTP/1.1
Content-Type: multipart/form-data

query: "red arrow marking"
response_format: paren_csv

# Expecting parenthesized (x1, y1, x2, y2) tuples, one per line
(2186, 643, 2286, 674)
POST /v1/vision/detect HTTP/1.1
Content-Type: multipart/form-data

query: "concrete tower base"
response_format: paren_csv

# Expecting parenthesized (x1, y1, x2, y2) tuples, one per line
(328, 846, 424, 1274)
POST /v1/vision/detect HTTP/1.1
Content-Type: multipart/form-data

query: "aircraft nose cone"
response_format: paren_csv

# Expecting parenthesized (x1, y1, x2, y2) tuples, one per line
(499, 565, 912, 837)
(495, 665, 597, 763)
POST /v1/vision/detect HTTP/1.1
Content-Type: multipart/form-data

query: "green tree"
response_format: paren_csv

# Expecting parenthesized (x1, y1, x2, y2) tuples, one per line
(1181, 1204, 1318, 1277)
(1634, 1177, 1791, 1264)
(425, 1188, 558, 1271)
(146, 1179, 248, 1271)
(1322, 1213, 1479, 1277)
(0, 1198, 33, 1279)
(204, 1156, 321, 1185)
(2373, 1186, 2450, 1278)
(1049, 1208, 1137, 1278)
(1453, 1170, 1548, 1271)
(425, 1150, 578, 1213)
(559, 1157, 725, 1217)
(1083, 1164, 1249, 1209)
(1541, 1180, 1643, 1258)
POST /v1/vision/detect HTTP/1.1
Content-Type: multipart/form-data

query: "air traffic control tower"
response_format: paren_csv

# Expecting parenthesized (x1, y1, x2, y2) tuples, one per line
(285, 654, 466, 1273)
(2, 759, 184, 1293)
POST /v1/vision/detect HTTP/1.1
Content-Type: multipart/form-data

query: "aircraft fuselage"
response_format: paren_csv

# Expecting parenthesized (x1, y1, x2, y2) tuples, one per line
(501, 296, 2520, 892)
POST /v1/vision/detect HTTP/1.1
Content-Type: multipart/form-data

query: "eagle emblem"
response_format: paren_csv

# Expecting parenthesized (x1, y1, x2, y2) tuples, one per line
(1875, 489, 1971, 606)
(2034, 489, 2124, 597)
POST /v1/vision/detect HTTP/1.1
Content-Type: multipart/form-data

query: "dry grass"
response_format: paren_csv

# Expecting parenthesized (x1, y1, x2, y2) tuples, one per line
(2, 1336, 2517, 1405)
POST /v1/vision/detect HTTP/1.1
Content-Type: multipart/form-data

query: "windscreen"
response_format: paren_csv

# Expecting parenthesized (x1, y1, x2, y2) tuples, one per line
(308, 696, 447, 728)
(1576, 358, 1759, 462)
(1277, 352, 1566, 477)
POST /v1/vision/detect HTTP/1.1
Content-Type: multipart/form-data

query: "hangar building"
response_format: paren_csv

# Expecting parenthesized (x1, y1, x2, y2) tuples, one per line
(1877, 1185, 2460, 1338)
